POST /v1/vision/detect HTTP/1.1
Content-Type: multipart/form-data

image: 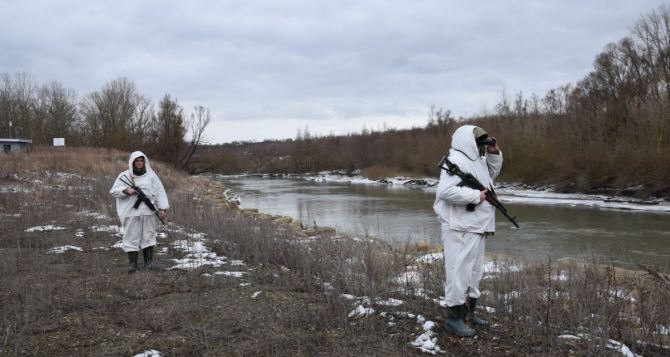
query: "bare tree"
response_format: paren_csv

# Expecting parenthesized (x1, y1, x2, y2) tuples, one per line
(79, 77, 147, 149)
(35, 81, 78, 144)
(179, 105, 211, 171)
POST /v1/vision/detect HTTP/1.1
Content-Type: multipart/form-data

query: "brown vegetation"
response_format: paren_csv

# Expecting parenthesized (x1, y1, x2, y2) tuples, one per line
(1, 148, 668, 356)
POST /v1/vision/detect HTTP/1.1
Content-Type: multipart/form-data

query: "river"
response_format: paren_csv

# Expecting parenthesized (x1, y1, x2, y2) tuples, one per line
(216, 176, 670, 272)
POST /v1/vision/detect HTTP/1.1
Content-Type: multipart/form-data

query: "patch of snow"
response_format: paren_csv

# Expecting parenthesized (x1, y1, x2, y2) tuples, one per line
(172, 240, 210, 254)
(25, 225, 66, 232)
(395, 312, 417, 319)
(416, 252, 443, 264)
(502, 291, 521, 301)
(394, 270, 422, 286)
(0, 213, 21, 218)
(348, 305, 374, 318)
(156, 232, 168, 239)
(240, 283, 251, 287)
(607, 339, 640, 357)
(375, 298, 404, 306)
(213, 271, 246, 278)
(92, 225, 121, 234)
(559, 333, 641, 357)
(133, 350, 161, 357)
(251, 291, 262, 298)
(410, 319, 445, 355)
(552, 271, 569, 281)
(74, 230, 84, 238)
(79, 210, 108, 220)
(610, 289, 637, 303)
(228, 260, 246, 266)
(340, 294, 356, 300)
(47, 245, 82, 254)
(112, 240, 124, 249)
(558, 334, 581, 340)
(0, 186, 31, 193)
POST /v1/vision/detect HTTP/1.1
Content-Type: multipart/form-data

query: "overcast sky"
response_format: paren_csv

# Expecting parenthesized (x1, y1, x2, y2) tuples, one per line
(1, 1, 667, 143)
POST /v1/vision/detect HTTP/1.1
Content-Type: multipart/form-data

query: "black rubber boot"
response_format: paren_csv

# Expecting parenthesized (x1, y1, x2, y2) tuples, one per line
(127, 251, 138, 274)
(445, 305, 476, 337)
(467, 297, 489, 326)
(142, 245, 158, 271)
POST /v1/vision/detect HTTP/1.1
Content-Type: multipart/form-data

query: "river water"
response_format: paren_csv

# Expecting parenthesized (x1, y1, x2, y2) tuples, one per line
(216, 176, 670, 272)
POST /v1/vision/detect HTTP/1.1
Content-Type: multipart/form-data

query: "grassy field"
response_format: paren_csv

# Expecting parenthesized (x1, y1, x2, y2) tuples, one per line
(0, 147, 668, 356)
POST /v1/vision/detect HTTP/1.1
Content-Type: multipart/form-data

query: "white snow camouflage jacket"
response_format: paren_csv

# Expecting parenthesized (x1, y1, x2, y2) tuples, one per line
(109, 151, 169, 222)
(433, 125, 503, 233)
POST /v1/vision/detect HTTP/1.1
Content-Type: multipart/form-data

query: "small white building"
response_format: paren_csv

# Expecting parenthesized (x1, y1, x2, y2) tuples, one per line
(0, 138, 32, 154)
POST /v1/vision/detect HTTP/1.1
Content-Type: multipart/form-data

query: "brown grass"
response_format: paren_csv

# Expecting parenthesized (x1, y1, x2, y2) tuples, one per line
(0, 148, 668, 356)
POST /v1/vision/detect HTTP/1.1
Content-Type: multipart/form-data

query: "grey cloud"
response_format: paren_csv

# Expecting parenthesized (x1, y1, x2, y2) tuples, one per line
(1, 0, 667, 142)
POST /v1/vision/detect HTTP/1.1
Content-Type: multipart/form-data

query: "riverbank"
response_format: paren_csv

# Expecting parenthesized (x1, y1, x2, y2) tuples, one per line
(1, 148, 669, 356)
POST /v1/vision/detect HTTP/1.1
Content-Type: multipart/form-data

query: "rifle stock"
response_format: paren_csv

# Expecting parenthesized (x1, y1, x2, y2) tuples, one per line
(437, 156, 519, 228)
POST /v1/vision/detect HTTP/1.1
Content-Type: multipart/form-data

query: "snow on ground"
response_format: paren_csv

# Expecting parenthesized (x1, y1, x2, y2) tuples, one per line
(558, 334, 641, 357)
(213, 271, 246, 278)
(482, 260, 522, 274)
(339, 292, 445, 354)
(410, 318, 445, 355)
(0, 186, 31, 193)
(416, 252, 443, 264)
(0, 213, 21, 218)
(348, 305, 375, 318)
(78, 210, 108, 220)
(25, 225, 66, 232)
(375, 298, 404, 306)
(659, 325, 670, 335)
(133, 350, 161, 357)
(393, 269, 422, 286)
(170, 239, 227, 270)
(47, 245, 82, 254)
(91, 225, 122, 235)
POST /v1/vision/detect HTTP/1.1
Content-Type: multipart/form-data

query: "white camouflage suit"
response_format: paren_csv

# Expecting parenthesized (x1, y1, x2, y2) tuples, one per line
(433, 125, 502, 307)
(110, 151, 169, 252)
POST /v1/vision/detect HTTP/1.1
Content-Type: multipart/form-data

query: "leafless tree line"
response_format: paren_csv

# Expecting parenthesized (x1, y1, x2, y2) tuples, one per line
(0, 75, 210, 170)
(204, 5, 670, 197)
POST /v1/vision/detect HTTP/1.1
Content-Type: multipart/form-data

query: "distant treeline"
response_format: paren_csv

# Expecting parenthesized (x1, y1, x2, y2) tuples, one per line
(0, 75, 210, 170)
(200, 6, 670, 198)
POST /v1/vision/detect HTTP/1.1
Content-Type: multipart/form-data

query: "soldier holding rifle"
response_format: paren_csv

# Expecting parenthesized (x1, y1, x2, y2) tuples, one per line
(110, 151, 169, 273)
(434, 125, 504, 337)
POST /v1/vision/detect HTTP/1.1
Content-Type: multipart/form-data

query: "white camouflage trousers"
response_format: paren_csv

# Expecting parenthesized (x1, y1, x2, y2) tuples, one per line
(121, 215, 157, 252)
(442, 225, 486, 307)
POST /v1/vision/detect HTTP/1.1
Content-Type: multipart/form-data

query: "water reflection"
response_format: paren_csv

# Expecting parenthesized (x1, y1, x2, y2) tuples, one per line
(219, 177, 670, 272)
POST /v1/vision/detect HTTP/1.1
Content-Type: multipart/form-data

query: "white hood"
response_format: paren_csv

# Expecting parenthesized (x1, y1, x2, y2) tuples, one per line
(450, 125, 482, 161)
(128, 151, 153, 175)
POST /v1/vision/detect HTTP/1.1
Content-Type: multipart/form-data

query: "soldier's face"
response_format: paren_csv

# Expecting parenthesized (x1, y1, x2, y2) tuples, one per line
(133, 157, 145, 169)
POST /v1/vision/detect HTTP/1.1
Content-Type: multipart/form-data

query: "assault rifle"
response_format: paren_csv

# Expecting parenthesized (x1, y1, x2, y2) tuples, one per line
(118, 174, 165, 225)
(437, 156, 519, 228)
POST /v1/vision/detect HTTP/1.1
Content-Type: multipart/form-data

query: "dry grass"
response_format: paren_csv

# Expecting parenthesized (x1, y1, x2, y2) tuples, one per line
(0, 148, 668, 356)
